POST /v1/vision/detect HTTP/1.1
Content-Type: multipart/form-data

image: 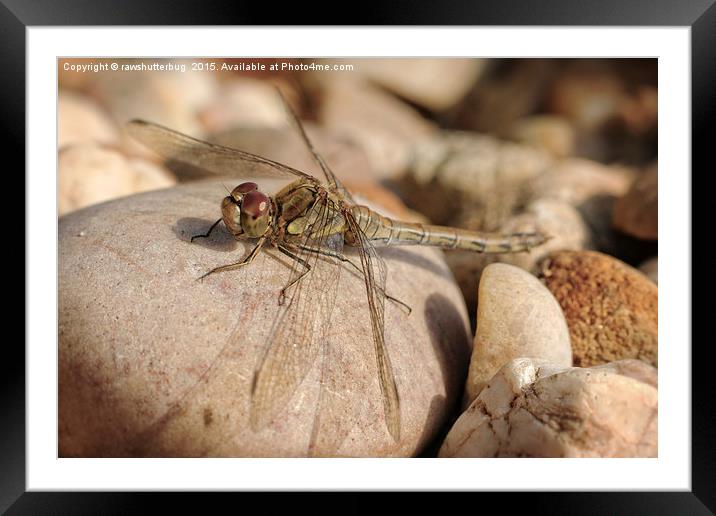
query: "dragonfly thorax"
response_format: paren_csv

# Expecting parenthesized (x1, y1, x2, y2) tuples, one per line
(221, 182, 272, 238)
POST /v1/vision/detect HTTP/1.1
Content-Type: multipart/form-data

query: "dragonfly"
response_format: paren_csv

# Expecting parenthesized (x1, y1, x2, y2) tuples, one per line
(127, 95, 547, 447)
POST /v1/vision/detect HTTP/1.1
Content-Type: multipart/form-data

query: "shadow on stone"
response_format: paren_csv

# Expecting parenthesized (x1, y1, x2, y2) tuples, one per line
(172, 217, 238, 252)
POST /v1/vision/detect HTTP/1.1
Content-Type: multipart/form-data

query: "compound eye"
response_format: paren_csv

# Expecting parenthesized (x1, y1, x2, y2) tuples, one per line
(241, 190, 270, 219)
(221, 196, 243, 235)
(230, 182, 258, 202)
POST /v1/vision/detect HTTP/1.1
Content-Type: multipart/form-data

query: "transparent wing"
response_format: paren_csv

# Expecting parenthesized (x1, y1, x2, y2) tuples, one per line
(343, 210, 401, 442)
(249, 195, 343, 432)
(127, 119, 319, 182)
(275, 90, 358, 205)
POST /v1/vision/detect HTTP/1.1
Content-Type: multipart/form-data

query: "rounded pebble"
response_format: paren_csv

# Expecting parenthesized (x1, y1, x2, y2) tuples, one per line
(59, 143, 176, 215)
(59, 91, 120, 148)
(439, 358, 658, 457)
(464, 263, 572, 404)
(59, 181, 471, 457)
(538, 250, 658, 367)
(613, 162, 658, 240)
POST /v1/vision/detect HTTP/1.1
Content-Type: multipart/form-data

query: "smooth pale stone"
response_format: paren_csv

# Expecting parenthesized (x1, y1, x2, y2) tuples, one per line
(538, 250, 658, 368)
(439, 358, 658, 458)
(59, 91, 120, 148)
(464, 263, 572, 404)
(353, 59, 487, 112)
(613, 162, 658, 240)
(58, 143, 176, 215)
(59, 181, 471, 457)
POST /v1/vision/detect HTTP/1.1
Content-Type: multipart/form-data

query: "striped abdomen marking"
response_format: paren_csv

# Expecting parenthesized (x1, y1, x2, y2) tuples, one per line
(349, 205, 547, 253)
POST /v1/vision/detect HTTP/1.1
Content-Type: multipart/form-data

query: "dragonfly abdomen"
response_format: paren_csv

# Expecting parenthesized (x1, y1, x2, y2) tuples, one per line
(350, 205, 547, 253)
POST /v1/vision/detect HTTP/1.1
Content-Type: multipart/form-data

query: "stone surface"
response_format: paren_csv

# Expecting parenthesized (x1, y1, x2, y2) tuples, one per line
(59, 90, 120, 148)
(445, 199, 592, 315)
(209, 124, 380, 186)
(87, 59, 218, 145)
(59, 143, 176, 215)
(354, 58, 486, 112)
(527, 158, 634, 206)
(639, 256, 658, 284)
(464, 263, 572, 404)
(538, 250, 658, 368)
(311, 77, 437, 178)
(547, 65, 626, 131)
(198, 78, 290, 133)
(402, 131, 552, 230)
(439, 358, 658, 457)
(453, 59, 556, 136)
(613, 162, 658, 240)
(509, 115, 575, 158)
(59, 181, 472, 457)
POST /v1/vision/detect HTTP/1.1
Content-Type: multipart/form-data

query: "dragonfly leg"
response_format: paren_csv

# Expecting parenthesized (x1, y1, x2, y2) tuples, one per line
(293, 244, 412, 316)
(190, 218, 223, 243)
(277, 246, 312, 306)
(198, 236, 266, 281)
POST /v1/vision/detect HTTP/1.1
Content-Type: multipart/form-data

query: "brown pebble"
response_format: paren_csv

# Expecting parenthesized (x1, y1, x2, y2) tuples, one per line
(613, 162, 658, 240)
(538, 250, 657, 368)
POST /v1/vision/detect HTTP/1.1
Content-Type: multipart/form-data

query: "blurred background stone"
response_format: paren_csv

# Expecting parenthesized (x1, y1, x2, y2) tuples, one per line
(305, 76, 437, 179)
(351, 58, 487, 112)
(613, 161, 658, 240)
(639, 256, 658, 284)
(59, 91, 120, 148)
(59, 143, 176, 215)
(508, 115, 575, 158)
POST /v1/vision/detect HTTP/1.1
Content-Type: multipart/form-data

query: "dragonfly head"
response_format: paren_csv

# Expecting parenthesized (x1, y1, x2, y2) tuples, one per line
(221, 182, 271, 238)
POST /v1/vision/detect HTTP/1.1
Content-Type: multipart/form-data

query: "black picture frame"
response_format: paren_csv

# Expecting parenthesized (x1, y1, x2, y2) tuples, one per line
(7, 0, 708, 513)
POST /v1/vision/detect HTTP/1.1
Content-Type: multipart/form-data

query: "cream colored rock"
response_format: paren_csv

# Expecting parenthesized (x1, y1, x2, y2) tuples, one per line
(527, 158, 635, 206)
(313, 77, 436, 178)
(88, 59, 218, 151)
(58, 143, 176, 215)
(464, 263, 572, 404)
(439, 358, 658, 458)
(355, 59, 486, 112)
(496, 199, 593, 271)
(58, 181, 472, 457)
(198, 78, 289, 133)
(59, 91, 120, 148)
